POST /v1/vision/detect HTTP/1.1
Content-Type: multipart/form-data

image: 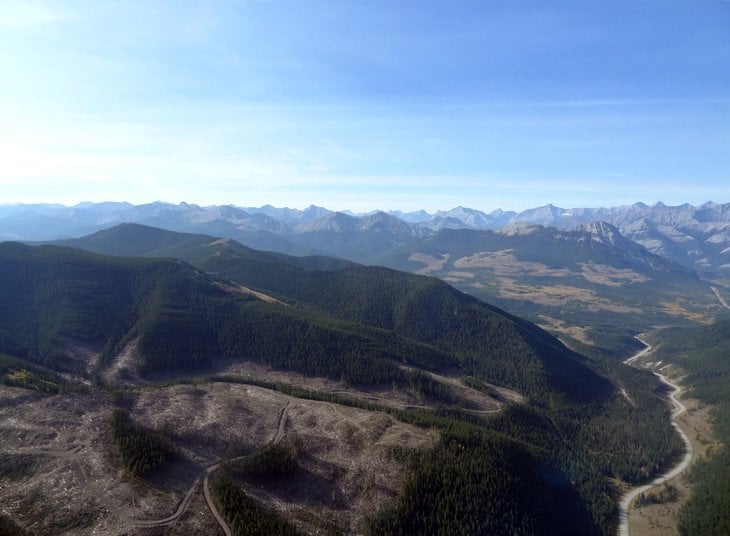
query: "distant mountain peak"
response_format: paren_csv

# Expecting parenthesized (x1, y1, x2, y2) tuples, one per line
(575, 221, 623, 244)
(294, 211, 358, 233)
(358, 211, 415, 233)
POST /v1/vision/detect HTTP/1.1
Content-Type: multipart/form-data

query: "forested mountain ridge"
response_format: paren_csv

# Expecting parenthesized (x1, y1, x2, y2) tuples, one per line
(50, 224, 610, 402)
(13, 202, 725, 358)
(0, 233, 686, 534)
(57, 221, 721, 361)
(49, 226, 686, 484)
(0, 241, 453, 383)
(54, 222, 354, 271)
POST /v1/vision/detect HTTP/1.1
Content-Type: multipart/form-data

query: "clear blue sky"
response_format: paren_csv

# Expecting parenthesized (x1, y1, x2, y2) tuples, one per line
(1, 1, 728, 212)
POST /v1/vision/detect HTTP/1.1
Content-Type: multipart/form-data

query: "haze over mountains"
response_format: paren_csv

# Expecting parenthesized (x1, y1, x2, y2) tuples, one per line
(2, 201, 729, 274)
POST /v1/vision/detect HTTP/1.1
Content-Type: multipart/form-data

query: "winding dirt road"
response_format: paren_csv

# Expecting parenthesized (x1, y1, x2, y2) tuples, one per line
(200, 400, 292, 535)
(132, 399, 293, 535)
(272, 401, 291, 446)
(132, 472, 206, 528)
(202, 463, 233, 536)
(618, 339, 694, 536)
(712, 286, 730, 310)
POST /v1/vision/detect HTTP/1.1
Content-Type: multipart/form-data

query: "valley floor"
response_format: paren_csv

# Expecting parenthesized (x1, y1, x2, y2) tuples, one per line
(621, 346, 716, 536)
(627, 397, 714, 535)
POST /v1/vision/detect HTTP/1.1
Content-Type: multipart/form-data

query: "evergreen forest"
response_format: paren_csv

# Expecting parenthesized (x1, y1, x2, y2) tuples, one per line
(0, 228, 705, 534)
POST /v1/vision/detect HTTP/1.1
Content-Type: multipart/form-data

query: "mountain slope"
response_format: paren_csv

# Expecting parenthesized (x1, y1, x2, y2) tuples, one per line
(29, 201, 724, 355)
(380, 223, 719, 355)
(0, 232, 687, 535)
(56, 224, 612, 403)
(0, 242, 452, 384)
(289, 211, 425, 263)
(55, 223, 353, 271)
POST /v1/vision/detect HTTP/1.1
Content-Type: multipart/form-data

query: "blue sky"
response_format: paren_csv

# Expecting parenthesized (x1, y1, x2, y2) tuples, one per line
(0, 1, 728, 212)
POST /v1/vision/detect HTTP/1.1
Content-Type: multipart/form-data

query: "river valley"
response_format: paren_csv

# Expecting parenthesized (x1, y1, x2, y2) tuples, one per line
(618, 339, 712, 535)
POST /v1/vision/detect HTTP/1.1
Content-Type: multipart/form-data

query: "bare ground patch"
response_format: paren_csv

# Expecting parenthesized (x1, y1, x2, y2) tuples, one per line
(237, 398, 436, 534)
(496, 278, 642, 312)
(658, 300, 714, 322)
(102, 338, 143, 385)
(0, 380, 436, 535)
(496, 278, 598, 306)
(221, 360, 513, 412)
(214, 281, 288, 306)
(442, 270, 476, 283)
(54, 337, 104, 381)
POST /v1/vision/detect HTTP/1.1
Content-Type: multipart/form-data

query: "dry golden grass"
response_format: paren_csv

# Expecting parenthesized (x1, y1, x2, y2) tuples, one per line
(578, 262, 650, 286)
(453, 251, 573, 278)
(537, 315, 594, 345)
(408, 252, 450, 274)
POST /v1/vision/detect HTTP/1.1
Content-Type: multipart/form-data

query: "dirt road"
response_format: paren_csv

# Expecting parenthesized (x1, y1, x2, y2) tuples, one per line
(132, 400, 291, 535)
(712, 286, 730, 309)
(199, 400, 293, 535)
(618, 339, 694, 536)
(132, 473, 205, 528)
(202, 463, 232, 536)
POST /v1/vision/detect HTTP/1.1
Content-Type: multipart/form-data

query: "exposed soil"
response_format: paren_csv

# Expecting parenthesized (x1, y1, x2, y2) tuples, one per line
(1, 323, 517, 535)
(221, 360, 519, 412)
(0, 380, 436, 535)
(497, 277, 591, 303)
(453, 250, 574, 278)
(102, 338, 142, 384)
(214, 281, 289, 306)
(578, 262, 649, 286)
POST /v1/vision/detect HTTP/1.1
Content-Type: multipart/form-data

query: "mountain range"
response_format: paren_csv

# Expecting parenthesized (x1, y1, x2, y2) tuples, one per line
(2, 201, 728, 274)
(3, 201, 726, 356)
